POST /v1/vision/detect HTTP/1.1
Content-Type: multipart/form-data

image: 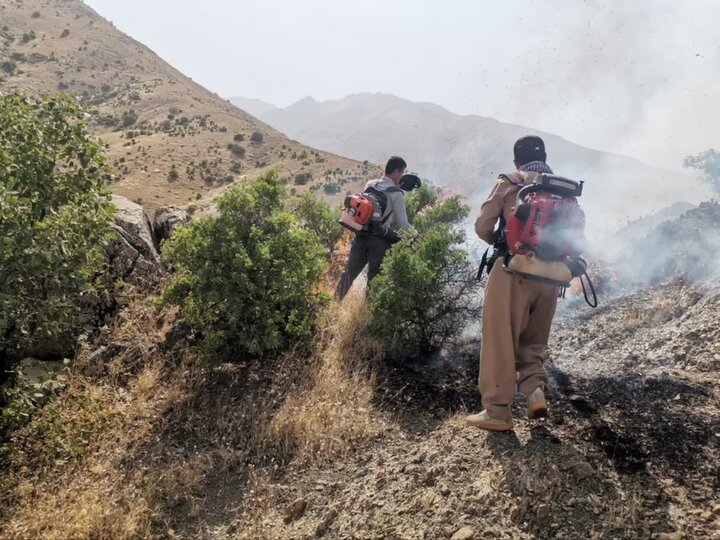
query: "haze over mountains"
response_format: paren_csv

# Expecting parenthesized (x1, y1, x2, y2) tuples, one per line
(232, 93, 711, 237)
(0, 0, 372, 211)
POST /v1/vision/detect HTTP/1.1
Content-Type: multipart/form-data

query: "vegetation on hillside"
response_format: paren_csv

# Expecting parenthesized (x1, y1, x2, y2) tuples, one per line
(0, 93, 114, 360)
(368, 187, 480, 357)
(160, 171, 330, 360)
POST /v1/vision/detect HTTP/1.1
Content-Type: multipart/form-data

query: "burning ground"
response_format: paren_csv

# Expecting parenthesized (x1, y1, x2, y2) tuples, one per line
(226, 275, 719, 540)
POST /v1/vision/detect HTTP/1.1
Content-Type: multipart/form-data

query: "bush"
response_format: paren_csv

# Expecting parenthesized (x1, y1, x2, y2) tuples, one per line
(0, 61, 16, 74)
(233, 133, 245, 142)
(684, 149, 720, 196)
(291, 193, 342, 255)
(323, 182, 341, 195)
(161, 171, 329, 360)
(227, 142, 245, 158)
(250, 131, 264, 143)
(61, 29, 70, 38)
(0, 93, 114, 356)
(294, 172, 312, 185)
(367, 188, 480, 358)
(121, 109, 137, 127)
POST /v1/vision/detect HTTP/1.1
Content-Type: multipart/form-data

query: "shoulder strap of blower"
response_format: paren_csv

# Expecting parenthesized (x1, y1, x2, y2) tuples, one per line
(476, 172, 527, 280)
(364, 185, 402, 225)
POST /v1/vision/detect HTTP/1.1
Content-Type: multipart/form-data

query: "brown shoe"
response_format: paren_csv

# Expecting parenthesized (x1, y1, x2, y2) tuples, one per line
(465, 410, 514, 432)
(527, 387, 548, 419)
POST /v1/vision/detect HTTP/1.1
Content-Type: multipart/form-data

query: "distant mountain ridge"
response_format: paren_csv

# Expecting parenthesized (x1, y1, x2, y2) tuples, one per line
(238, 93, 710, 236)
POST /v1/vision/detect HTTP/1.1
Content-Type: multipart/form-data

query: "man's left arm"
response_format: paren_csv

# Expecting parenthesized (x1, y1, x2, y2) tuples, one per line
(392, 192, 411, 231)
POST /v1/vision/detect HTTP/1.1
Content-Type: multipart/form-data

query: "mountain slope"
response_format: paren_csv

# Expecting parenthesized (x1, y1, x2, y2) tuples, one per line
(229, 96, 277, 118)
(253, 93, 711, 235)
(0, 0, 374, 210)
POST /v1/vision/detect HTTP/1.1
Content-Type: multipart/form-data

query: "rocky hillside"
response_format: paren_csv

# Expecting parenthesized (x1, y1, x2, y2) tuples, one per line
(0, 0, 374, 211)
(239, 93, 711, 235)
(1, 200, 719, 538)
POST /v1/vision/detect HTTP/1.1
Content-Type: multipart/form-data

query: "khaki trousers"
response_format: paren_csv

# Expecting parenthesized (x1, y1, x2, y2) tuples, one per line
(479, 261, 558, 418)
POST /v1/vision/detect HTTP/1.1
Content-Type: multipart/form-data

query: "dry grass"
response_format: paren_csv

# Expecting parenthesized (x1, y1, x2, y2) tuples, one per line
(0, 293, 388, 538)
(620, 295, 679, 331)
(269, 297, 387, 461)
(0, 296, 193, 539)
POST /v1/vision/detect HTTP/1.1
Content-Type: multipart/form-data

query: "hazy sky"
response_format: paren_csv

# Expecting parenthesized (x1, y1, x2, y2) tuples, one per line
(85, 0, 720, 170)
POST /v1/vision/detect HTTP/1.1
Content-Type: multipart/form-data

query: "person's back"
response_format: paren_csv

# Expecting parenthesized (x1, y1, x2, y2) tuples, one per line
(466, 136, 559, 431)
(335, 156, 409, 300)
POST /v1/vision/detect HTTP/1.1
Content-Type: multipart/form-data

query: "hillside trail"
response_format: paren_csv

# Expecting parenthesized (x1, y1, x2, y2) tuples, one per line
(196, 279, 719, 539)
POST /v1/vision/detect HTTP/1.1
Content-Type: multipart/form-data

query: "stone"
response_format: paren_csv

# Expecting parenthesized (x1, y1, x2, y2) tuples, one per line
(153, 206, 191, 245)
(536, 504, 551, 522)
(315, 506, 339, 536)
(111, 195, 162, 266)
(107, 196, 165, 285)
(656, 532, 683, 540)
(15, 358, 60, 384)
(283, 497, 308, 523)
(421, 490, 438, 510)
(572, 462, 595, 480)
(451, 527, 474, 540)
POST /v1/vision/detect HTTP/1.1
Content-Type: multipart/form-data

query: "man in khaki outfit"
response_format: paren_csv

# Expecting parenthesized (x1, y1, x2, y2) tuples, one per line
(466, 136, 558, 431)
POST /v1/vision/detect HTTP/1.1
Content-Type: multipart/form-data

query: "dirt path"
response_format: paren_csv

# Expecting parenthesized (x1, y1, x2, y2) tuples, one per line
(215, 279, 720, 539)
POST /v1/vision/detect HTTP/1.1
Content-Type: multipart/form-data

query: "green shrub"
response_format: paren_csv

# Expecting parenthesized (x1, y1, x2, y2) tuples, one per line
(121, 109, 137, 127)
(250, 131, 264, 143)
(322, 182, 341, 195)
(61, 29, 70, 38)
(405, 183, 435, 223)
(291, 193, 342, 255)
(227, 142, 245, 157)
(0, 93, 114, 356)
(233, 133, 245, 142)
(1, 60, 16, 74)
(294, 172, 312, 185)
(161, 171, 329, 360)
(367, 189, 479, 358)
(684, 148, 720, 195)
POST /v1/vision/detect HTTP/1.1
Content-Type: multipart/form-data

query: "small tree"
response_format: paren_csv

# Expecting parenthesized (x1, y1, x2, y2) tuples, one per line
(291, 193, 342, 255)
(1, 61, 16, 74)
(121, 109, 137, 127)
(684, 149, 720, 196)
(161, 171, 328, 360)
(227, 143, 245, 158)
(294, 172, 311, 185)
(0, 93, 114, 357)
(250, 131, 264, 143)
(367, 189, 480, 358)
